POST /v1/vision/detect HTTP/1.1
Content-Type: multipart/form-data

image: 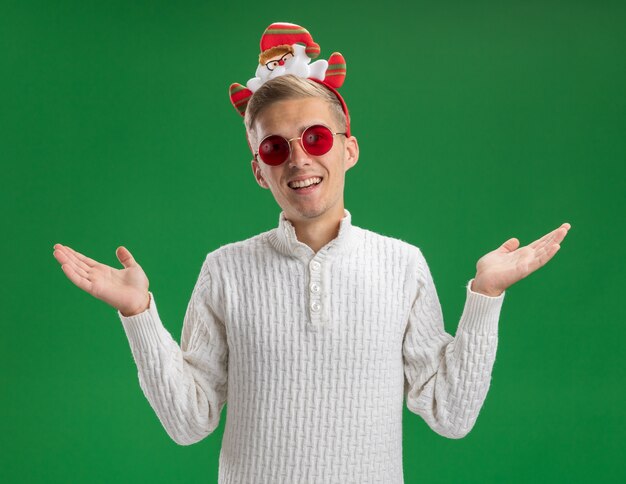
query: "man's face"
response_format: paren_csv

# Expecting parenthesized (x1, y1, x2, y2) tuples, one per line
(250, 97, 359, 224)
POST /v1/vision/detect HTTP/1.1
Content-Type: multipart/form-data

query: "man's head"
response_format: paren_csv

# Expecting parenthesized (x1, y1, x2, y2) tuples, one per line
(246, 75, 359, 225)
(245, 75, 348, 148)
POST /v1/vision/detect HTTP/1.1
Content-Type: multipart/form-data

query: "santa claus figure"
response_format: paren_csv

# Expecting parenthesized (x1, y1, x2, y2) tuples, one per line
(229, 22, 347, 116)
(246, 41, 329, 92)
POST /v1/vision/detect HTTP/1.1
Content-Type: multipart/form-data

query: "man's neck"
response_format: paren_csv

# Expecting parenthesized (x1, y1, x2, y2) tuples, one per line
(288, 206, 345, 253)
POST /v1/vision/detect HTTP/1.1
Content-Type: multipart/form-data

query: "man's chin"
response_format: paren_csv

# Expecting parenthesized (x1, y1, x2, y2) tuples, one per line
(284, 205, 326, 221)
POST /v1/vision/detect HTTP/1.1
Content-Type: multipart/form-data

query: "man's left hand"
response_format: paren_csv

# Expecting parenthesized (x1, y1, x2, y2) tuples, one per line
(471, 223, 571, 297)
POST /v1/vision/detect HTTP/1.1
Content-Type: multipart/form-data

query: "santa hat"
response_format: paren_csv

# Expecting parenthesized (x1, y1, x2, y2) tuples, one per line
(260, 22, 320, 59)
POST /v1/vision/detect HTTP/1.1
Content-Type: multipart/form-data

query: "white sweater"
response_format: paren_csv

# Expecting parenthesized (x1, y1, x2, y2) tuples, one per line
(118, 209, 505, 484)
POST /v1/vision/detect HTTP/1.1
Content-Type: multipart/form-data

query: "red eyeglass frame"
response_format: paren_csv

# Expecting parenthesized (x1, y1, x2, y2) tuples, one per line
(254, 124, 347, 166)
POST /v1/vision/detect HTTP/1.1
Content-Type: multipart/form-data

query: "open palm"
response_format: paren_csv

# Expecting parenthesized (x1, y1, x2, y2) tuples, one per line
(472, 223, 571, 296)
(53, 244, 150, 316)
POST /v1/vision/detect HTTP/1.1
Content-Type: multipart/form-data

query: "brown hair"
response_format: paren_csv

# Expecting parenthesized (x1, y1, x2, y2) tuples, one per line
(258, 45, 294, 65)
(244, 75, 347, 145)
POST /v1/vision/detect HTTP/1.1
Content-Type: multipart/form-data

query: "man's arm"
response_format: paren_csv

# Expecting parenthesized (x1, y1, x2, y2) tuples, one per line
(403, 248, 504, 439)
(403, 223, 570, 438)
(118, 259, 228, 446)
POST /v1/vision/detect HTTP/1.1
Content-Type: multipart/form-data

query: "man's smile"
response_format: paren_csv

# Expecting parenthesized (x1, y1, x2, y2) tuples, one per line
(288, 176, 323, 191)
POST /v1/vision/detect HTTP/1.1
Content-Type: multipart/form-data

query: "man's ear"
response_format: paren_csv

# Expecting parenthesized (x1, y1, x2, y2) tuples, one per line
(251, 159, 269, 189)
(343, 135, 360, 171)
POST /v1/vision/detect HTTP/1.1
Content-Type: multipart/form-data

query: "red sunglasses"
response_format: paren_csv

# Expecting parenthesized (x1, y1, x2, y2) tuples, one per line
(254, 124, 347, 166)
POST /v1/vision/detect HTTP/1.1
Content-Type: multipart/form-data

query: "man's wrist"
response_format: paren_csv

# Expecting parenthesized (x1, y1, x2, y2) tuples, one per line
(471, 278, 503, 297)
(120, 292, 151, 317)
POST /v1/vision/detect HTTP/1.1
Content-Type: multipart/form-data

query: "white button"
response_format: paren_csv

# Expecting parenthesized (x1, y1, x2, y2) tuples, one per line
(310, 283, 320, 293)
(310, 261, 321, 271)
(311, 301, 321, 312)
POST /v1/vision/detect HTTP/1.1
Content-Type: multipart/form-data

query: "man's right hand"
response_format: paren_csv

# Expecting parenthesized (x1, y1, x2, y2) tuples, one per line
(53, 244, 150, 317)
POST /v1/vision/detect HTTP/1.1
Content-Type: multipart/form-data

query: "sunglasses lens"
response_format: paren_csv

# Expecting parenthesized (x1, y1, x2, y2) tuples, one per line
(259, 135, 289, 165)
(302, 125, 334, 156)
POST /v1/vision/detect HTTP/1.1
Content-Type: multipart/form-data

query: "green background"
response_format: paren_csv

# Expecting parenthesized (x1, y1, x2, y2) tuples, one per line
(2, 0, 624, 482)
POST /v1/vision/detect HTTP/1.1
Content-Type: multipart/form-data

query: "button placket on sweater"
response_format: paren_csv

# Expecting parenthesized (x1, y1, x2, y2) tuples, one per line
(281, 223, 325, 328)
(308, 258, 324, 327)
(271, 209, 356, 331)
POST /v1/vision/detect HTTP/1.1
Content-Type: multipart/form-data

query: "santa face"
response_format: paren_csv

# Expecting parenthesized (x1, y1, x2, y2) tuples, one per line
(264, 51, 294, 71)
(256, 44, 312, 82)
(250, 97, 359, 227)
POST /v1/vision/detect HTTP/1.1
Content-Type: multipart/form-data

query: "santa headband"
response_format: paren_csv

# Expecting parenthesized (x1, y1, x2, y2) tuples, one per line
(229, 22, 350, 138)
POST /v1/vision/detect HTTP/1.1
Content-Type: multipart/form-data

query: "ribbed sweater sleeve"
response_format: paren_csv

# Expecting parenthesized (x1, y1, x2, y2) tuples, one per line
(403, 248, 504, 439)
(117, 259, 228, 445)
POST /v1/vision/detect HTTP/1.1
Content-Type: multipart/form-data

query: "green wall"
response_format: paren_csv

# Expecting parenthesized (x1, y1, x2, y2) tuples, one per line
(2, 1, 624, 482)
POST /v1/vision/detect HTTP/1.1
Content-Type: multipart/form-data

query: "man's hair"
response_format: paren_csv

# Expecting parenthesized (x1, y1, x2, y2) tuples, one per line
(244, 75, 347, 144)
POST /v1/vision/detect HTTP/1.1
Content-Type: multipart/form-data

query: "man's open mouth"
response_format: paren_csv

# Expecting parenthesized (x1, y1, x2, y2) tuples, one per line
(288, 177, 323, 190)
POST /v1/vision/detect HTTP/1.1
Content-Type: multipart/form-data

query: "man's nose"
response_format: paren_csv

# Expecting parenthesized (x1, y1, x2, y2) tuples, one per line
(278, 59, 285, 66)
(288, 139, 311, 167)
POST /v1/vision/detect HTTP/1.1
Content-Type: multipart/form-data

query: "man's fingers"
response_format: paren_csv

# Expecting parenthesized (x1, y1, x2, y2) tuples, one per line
(60, 262, 93, 293)
(58, 247, 91, 279)
(62, 245, 99, 268)
(116, 246, 138, 269)
(529, 230, 555, 250)
(528, 242, 562, 274)
(497, 237, 520, 253)
(553, 225, 570, 244)
(536, 226, 569, 252)
(54, 246, 91, 280)
(542, 243, 561, 267)
(529, 223, 570, 250)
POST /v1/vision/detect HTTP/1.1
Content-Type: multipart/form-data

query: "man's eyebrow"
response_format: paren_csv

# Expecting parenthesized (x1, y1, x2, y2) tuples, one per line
(294, 122, 328, 133)
(257, 121, 330, 140)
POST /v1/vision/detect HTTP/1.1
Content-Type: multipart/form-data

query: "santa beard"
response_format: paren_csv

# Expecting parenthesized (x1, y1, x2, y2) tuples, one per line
(246, 44, 328, 93)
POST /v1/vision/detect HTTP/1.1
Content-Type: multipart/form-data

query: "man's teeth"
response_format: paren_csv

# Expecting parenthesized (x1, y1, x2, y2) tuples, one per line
(289, 177, 322, 189)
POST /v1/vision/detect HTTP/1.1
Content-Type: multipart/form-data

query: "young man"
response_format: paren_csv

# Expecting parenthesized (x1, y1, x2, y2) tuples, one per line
(52, 23, 570, 484)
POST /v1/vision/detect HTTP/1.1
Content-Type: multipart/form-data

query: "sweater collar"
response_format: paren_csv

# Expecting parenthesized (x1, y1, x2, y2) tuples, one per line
(269, 208, 358, 259)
